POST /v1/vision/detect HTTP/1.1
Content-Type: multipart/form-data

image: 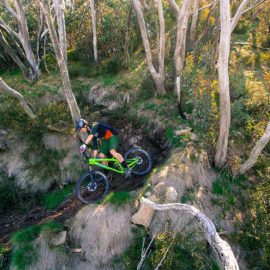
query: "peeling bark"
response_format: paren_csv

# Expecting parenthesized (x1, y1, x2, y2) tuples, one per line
(239, 121, 270, 174)
(0, 77, 36, 119)
(141, 197, 239, 270)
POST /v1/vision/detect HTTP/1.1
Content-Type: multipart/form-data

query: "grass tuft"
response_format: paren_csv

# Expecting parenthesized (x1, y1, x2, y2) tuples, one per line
(41, 184, 74, 209)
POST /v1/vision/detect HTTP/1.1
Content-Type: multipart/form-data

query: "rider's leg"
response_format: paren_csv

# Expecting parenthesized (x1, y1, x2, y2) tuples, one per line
(110, 148, 131, 179)
(98, 152, 108, 166)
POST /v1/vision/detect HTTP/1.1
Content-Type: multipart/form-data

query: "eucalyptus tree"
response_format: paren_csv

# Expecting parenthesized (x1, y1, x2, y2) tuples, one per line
(89, 0, 97, 62)
(0, 0, 40, 81)
(214, 0, 264, 168)
(168, 0, 192, 116)
(0, 77, 36, 119)
(40, 0, 81, 124)
(132, 0, 166, 95)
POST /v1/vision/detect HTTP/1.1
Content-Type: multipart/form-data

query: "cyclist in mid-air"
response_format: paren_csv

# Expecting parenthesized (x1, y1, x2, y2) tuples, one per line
(76, 119, 131, 179)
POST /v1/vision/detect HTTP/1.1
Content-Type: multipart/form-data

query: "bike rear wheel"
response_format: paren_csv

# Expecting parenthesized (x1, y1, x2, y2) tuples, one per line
(76, 171, 109, 204)
(124, 148, 152, 176)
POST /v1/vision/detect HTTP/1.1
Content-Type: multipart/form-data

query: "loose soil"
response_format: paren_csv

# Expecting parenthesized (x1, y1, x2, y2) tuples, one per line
(0, 118, 170, 246)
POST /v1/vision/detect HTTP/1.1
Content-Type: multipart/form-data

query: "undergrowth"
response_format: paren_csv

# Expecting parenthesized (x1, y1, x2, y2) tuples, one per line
(11, 221, 64, 270)
(114, 227, 221, 270)
(41, 184, 74, 209)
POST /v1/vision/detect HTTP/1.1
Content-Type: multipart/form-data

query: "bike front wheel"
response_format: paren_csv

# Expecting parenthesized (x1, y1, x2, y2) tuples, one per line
(124, 148, 152, 176)
(76, 171, 109, 204)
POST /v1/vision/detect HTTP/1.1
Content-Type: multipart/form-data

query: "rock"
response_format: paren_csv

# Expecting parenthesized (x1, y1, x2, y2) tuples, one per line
(165, 186, 178, 202)
(88, 84, 110, 106)
(50, 231, 67, 246)
(88, 84, 122, 111)
(131, 195, 157, 228)
(72, 248, 82, 253)
(144, 191, 152, 197)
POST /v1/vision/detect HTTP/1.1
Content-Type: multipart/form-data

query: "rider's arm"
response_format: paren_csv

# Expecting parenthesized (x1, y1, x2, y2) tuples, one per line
(85, 134, 94, 145)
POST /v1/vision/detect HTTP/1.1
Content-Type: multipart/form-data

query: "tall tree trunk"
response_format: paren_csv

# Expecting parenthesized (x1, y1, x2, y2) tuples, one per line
(214, 0, 231, 168)
(190, 0, 200, 44)
(131, 0, 166, 95)
(171, 0, 192, 117)
(89, 0, 97, 62)
(41, 0, 81, 124)
(0, 77, 36, 119)
(141, 197, 239, 270)
(239, 121, 270, 174)
(53, 0, 67, 64)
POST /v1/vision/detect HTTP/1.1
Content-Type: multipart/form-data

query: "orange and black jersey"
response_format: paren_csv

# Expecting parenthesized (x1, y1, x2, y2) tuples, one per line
(89, 122, 118, 150)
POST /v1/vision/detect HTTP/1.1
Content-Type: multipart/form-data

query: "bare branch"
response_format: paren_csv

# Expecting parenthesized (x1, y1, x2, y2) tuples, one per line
(243, 0, 267, 14)
(231, 0, 251, 33)
(137, 233, 156, 270)
(0, 77, 37, 119)
(0, 0, 19, 19)
(198, 0, 218, 11)
(239, 121, 270, 174)
(141, 197, 239, 270)
(0, 18, 20, 40)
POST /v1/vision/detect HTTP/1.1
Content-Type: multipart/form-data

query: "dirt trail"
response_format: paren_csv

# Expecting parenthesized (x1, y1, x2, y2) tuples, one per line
(0, 118, 170, 245)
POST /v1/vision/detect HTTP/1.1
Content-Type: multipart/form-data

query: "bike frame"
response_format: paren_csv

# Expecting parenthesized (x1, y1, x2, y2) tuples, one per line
(83, 152, 140, 174)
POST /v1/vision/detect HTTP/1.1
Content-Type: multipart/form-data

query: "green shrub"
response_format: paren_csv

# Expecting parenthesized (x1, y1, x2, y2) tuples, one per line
(11, 222, 64, 270)
(138, 75, 156, 100)
(104, 191, 131, 206)
(212, 169, 247, 212)
(115, 228, 220, 270)
(41, 184, 74, 209)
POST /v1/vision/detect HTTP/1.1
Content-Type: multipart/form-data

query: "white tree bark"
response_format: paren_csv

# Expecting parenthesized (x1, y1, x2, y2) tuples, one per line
(41, 0, 81, 124)
(190, 0, 200, 43)
(141, 197, 239, 270)
(239, 121, 270, 174)
(53, 0, 67, 64)
(0, 0, 40, 81)
(171, 0, 192, 110)
(214, 0, 231, 168)
(0, 77, 36, 119)
(89, 0, 97, 62)
(231, 0, 251, 33)
(131, 0, 166, 95)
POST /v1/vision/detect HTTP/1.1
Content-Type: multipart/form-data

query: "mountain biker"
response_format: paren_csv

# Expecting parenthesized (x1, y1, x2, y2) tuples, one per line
(76, 119, 131, 179)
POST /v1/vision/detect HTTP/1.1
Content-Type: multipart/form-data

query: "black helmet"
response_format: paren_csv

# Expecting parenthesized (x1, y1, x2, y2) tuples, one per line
(75, 118, 88, 131)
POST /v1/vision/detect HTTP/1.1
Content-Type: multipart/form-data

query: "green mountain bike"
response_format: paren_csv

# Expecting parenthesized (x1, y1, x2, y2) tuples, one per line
(75, 147, 152, 204)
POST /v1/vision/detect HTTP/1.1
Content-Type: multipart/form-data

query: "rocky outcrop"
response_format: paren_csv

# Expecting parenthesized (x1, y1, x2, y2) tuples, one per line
(88, 84, 128, 111)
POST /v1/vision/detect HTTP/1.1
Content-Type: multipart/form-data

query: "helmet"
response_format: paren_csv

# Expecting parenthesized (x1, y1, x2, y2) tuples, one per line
(75, 118, 88, 131)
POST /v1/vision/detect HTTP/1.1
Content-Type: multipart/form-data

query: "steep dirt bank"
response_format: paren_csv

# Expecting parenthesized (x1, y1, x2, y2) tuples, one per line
(0, 118, 170, 246)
